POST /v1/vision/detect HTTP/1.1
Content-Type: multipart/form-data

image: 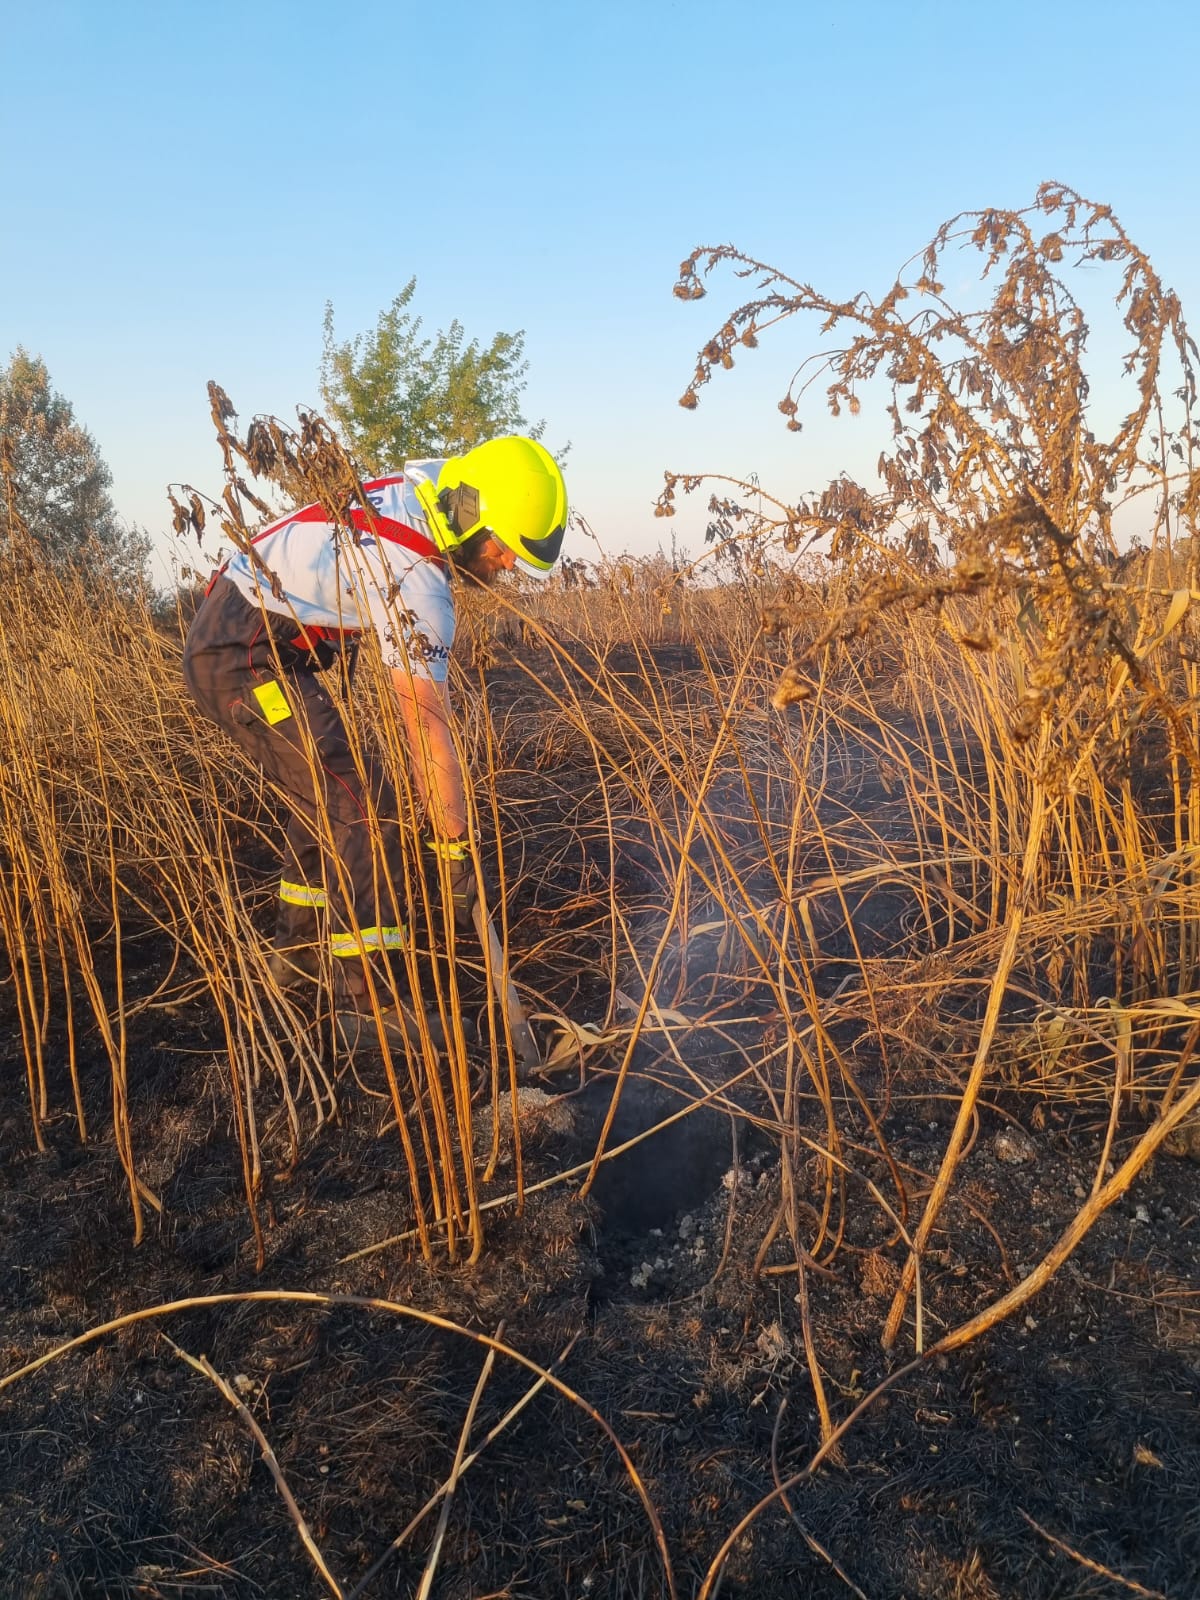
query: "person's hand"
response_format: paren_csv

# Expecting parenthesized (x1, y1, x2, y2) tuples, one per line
(426, 838, 478, 931)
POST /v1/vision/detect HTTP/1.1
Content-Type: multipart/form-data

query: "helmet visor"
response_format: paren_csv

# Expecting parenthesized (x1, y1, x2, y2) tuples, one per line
(517, 522, 566, 569)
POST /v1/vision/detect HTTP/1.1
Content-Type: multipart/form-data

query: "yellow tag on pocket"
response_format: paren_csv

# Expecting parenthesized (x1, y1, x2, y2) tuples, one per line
(252, 679, 292, 725)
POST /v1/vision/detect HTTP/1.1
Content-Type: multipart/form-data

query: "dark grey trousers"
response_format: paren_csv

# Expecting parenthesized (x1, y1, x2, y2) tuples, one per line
(182, 577, 409, 962)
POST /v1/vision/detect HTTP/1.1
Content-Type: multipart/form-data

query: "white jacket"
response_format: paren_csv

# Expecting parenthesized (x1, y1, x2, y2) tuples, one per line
(222, 462, 455, 681)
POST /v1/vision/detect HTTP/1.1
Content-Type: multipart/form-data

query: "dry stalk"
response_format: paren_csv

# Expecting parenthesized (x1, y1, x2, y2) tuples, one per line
(161, 1334, 345, 1599)
(343, 1330, 581, 1600)
(1017, 1509, 1169, 1599)
(413, 1322, 502, 1600)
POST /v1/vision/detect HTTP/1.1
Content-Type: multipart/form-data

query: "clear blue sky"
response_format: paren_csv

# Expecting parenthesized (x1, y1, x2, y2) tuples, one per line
(4, 0, 1197, 583)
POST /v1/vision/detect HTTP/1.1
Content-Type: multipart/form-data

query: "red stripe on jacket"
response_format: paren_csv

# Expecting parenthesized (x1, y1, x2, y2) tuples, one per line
(206, 477, 444, 652)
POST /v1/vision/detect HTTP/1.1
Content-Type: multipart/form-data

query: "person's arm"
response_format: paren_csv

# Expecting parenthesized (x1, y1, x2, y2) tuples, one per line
(390, 668, 468, 841)
(392, 666, 479, 929)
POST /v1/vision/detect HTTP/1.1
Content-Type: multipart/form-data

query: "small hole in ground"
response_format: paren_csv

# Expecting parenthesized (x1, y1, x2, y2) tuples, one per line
(570, 1077, 732, 1303)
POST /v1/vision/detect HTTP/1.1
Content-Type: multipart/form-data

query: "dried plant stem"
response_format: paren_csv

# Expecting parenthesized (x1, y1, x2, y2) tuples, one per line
(883, 776, 1050, 1351)
(85, 676, 142, 1244)
(414, 1323, 502, 1600)
(578, 649, 760, 1197)
(1092, 1006, 1131, 1197)
(344, 1331, 581, 1600)
(1017, 1509, 1169, 1598)
(161, 1335, 345, 1599)
(769, 1396, 869, 1599)
(791, 1251, 835, 1449)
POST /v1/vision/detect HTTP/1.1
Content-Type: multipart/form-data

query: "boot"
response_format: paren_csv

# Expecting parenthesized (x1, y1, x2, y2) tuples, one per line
(268, 943, 324, 989)
(268, 896, 324, 991)
(332, 959, 447, 1055)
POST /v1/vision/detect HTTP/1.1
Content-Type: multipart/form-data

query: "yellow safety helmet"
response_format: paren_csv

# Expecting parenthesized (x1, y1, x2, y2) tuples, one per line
(423, 436, 568, 573)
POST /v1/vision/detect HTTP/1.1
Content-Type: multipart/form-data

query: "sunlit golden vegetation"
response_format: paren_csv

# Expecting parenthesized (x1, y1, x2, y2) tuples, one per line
(3, 184, 1200, 1593)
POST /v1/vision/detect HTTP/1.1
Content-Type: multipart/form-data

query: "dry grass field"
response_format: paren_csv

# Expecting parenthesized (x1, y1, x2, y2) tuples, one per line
(2, 185, 1200, 1597)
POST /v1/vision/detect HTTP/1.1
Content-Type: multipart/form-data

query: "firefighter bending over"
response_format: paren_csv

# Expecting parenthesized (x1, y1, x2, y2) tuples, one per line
(182, 435, 567, 1052)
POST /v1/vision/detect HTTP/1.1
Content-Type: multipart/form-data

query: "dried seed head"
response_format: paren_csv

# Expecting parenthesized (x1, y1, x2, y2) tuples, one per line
(770, 663, 815, 710)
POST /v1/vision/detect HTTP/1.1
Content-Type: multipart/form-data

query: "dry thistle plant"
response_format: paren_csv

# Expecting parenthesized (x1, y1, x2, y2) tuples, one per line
(663, 182, 1200, 1351)
(663, 183, 1199, 739)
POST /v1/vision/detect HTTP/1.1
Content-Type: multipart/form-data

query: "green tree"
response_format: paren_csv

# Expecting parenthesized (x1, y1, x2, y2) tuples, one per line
(320, 278, 542, 471)
(0, 349, 149, 589)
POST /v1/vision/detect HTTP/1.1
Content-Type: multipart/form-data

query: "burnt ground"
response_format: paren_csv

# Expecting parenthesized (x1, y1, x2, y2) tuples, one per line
(2, 647, 1200, 1599)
